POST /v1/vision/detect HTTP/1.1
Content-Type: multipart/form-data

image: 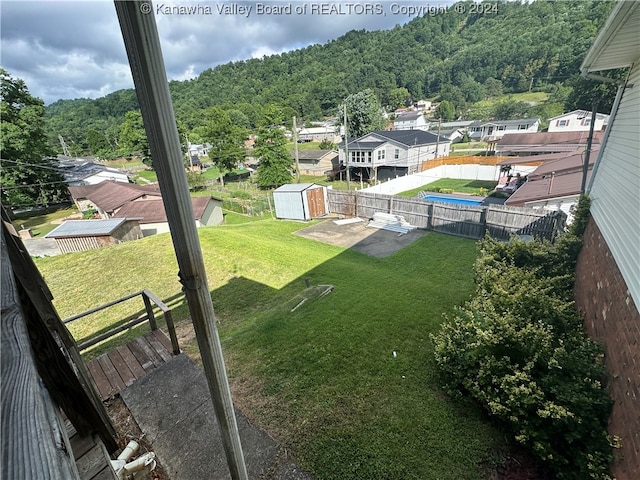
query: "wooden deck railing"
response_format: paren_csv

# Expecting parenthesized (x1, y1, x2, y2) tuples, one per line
(64, 289, 180, 355)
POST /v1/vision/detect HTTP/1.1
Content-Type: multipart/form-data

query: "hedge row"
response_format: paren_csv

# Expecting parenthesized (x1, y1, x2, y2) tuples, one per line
(432, 197, 615, 479)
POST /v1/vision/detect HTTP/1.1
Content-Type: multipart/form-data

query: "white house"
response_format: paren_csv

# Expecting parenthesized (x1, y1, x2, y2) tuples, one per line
(297, 126, 341, 143)
(547, 110, 609, 132)
(339, 130, 451, 180)
(393, 111, 428, 131)
(574, 2, 640, 478)
(467, 118, 540, 141)
(58, 157, 130, 186)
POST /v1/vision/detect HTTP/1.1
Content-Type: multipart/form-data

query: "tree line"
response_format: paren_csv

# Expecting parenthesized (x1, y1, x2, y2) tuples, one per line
(44, 0, 616, 158)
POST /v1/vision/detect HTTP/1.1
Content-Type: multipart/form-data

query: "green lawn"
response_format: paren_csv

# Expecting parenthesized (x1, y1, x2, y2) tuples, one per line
(398, 178, 498, 198)
(34, 221, 503, 478)
(12, 206, 79, 237)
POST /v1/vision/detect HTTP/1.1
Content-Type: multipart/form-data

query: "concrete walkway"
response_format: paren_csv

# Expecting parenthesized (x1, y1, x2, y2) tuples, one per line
(22, 238, 62, 257)
(121, 354, 312, 480)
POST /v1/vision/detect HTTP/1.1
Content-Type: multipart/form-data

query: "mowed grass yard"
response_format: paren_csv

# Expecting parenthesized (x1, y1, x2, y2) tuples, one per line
(34, 220, 502, 479)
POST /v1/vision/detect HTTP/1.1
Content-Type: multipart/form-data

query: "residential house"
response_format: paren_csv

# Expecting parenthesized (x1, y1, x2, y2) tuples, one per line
(292, 150, 339, 176)
(574, 2, 640, 478)
(44, 218, 143, 253)
(496, 131, 604, 156)
(501, 149, 597, 221)
(467, 118, 540, 142)
(68, 180, 162, 217)
(113, 196, 223, 236)
(339, 130, 451, 180)
(547, 110, 609, 132)
(188, 143, 211, 157)
(393, 110, 428, 131)
(58, 156, 130, 186)
(415, 100, 433, 112)
(297, 126, 341, 143)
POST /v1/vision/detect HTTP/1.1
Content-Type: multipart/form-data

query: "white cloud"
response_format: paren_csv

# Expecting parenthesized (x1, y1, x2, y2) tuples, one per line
(0, 0, 451, 104)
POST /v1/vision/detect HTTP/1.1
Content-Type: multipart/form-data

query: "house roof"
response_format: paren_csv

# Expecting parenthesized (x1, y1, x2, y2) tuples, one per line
(394, 111, 423, 121)
(506, 168, 592, 207)
(548, 110, 609, 122)
(62, 162, 128, 184)
(581, 0, 640, 73)
(469, 118, 540, 127)
(68, 180, 162, 213)
(371, 130, 448, 146)
(529, 148, 599, 178)
(113, 196, 217, 224)
(293, 150, 338, 161)
(45, 218, 133, 238)
(497, 131, 604, 153)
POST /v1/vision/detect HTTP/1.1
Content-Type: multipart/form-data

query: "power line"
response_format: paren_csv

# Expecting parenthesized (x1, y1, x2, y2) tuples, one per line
(0, 158, 66, 172)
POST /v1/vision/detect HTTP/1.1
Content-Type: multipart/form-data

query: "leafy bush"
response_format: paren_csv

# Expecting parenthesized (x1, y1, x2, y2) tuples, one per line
(440, 188, 454, 194)
(432, 200, 614, 479)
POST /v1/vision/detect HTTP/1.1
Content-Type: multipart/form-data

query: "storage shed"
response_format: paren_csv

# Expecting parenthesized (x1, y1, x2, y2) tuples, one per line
(273, 183, 327, 220)
(45, 218, 142, 253)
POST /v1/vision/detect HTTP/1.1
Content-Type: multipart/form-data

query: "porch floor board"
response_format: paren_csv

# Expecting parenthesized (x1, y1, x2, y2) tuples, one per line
(86, 330, 176, 401)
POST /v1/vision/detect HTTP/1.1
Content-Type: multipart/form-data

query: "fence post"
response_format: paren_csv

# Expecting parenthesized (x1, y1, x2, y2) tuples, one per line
(480, 206, 488, 238)
(142, 292, 157, 331)
(427, 203, 434, 231)
(389, 196, 394, 215)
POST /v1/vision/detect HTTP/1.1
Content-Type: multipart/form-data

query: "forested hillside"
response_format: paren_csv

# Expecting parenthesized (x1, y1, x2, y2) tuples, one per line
(45, 0, 615, 156)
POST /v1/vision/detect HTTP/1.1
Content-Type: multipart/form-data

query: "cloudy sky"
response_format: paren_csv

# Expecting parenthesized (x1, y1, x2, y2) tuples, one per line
(0, 0, 455, 105)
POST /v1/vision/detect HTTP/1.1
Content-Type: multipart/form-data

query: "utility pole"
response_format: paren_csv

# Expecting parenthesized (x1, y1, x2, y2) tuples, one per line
(114, 2, 248, 479)
(293, 116, 300, 182)
(59, 135, 70, 157)
(343, 104, 350, 190)
(435, 117, 442, 159)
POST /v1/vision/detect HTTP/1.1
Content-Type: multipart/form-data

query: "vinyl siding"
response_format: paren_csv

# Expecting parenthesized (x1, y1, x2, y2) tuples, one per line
(589, 63, 640, 309)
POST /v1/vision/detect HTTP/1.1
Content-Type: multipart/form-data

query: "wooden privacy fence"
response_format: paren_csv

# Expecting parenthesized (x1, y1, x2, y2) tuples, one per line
(327, 189, 565, 241)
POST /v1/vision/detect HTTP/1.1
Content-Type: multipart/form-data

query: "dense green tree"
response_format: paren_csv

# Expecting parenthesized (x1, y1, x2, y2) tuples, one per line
(0, 69, 68, 208)
(435, 100, 456, 122)
(254, 126, 292, 189)
(341, 89, 386, 138)
(386, 87, 411, 110)
(86, 129, 112, 158)
(201, 107, 246, 187)
(492, 99, 532, 120)
(118, 110, 152, 167)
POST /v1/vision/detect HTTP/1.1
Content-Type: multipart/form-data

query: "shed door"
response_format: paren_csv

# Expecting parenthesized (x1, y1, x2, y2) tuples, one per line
(306, 188, 326, 218)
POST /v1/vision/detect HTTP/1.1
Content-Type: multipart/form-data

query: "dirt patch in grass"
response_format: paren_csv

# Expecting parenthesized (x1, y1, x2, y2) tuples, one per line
(294, 219, 428, 257)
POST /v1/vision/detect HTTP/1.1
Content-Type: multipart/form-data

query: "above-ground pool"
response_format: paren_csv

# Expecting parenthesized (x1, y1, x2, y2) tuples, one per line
(423, 195, 483, 206)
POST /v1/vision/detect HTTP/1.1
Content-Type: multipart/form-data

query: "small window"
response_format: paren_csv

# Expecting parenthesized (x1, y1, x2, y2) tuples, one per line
(518, 124, 529, 130)
(557, 119, 569, 127)
(394, 149, 399, 159)
(581, 118, 591, 126)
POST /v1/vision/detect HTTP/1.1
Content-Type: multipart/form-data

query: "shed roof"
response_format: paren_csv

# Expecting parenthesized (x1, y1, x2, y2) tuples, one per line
(274, 183, 318, 193)
(45, 218, 131, 238)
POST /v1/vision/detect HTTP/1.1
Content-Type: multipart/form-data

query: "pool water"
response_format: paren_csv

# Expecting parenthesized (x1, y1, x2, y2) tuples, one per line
(423, 195, 483, 206)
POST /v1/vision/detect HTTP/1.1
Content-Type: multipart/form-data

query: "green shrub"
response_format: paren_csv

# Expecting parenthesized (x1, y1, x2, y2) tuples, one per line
(432, 228, 613, 479)
(440, 188, 454, 194)
(82, 208, 98, 219)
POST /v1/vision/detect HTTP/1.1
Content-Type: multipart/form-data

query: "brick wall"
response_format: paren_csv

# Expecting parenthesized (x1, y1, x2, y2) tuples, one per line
(574, 218, 640, 479)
